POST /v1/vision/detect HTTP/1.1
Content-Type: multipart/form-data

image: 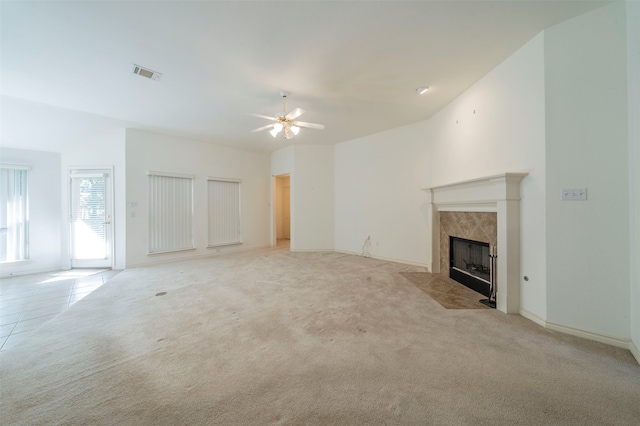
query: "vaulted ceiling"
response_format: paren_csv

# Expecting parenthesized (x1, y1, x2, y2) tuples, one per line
(0, 1, 609, 152)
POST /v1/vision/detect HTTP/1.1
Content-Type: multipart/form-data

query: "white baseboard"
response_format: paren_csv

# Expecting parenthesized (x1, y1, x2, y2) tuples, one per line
(519, 308, 638, 365)
(334, 249, 429, 269)
(545, 321, 630, 349)
(519, 308, 547, 327)
(630, 340, 640, 365)
(0, 265, 64, 279)
(126, 244, 272, 268)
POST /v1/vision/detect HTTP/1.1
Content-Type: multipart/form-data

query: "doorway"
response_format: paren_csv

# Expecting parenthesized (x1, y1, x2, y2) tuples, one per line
(274, 174, 290, 247)
(69, 168, 114, 268)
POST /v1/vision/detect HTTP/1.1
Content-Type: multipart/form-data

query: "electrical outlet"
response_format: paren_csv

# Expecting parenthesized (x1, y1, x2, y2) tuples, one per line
(561, 188, 587, 201)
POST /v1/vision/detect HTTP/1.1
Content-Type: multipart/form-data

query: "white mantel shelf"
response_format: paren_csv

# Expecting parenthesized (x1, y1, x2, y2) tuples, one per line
(422, 172, 528, 314)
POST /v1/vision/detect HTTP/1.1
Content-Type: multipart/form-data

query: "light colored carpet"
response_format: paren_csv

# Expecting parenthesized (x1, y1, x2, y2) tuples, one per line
(1, 247, 639, 425)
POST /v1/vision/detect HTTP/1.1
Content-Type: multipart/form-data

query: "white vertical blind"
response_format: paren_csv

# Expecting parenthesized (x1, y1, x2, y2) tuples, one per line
(70, 174, 107, 259)
(208, 179, 241, 247)
(0, 167, 29, 262)
(149, 173, 194, 253)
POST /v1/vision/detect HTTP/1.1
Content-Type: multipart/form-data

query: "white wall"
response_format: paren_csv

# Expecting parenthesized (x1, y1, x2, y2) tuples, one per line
(544, 2, 630, 340)
(0, 100, 129, 273)
(271, 146, 294, 177)
(60, 128, 127, 270)
(334, 123, 431, 265)
(292, 145, 334, 251)
(0, 148, 62, 276)
(334, 33, 546, 297)
(125, 129, 270, 267)
(627, 0, 640, 360)
(424, 34, 547, 316)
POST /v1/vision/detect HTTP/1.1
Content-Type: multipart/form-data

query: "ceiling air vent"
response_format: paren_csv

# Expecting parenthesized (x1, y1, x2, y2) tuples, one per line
(132, 64, 162, 81)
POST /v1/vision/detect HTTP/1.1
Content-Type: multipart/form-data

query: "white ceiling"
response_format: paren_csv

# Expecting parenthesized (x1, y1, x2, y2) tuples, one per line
(0, 0, 609, 153)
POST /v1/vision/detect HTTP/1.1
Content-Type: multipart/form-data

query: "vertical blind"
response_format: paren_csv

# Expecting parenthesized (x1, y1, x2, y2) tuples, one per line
(208, 179, 241, 247)
(0, 166, 29, 262)
(149, 172, 194, 253)
(70, 174, 107, 259)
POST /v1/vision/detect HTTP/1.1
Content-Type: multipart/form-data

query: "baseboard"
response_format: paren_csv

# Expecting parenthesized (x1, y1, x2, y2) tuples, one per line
(519, 308, 547, 327)
(519, 308, 638, 365)
(126, 244, 272, 268)
(545, 321, 631, 350)
(0, 265, 64, 278)
(630, 340, 640, 365)
(334, 250, 429, 269)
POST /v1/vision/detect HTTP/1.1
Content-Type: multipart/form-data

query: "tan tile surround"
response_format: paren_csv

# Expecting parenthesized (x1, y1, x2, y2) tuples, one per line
(439, 211, 497, 278)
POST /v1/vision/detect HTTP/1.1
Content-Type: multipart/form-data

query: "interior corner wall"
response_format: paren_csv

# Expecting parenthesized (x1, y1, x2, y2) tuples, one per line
(291, 145, 334, 251)
(60, 128, 127, 270)
(544, 2, 630, 340)
(334, 32, 546, 312)
(0, 148, 62, 276)
(334, 123, 431, 266)
(627, 0, 640, 358)
(125, 129, 271, 267)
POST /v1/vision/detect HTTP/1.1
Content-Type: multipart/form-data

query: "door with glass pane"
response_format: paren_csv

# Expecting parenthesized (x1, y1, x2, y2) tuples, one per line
(70, 169, 113, 268)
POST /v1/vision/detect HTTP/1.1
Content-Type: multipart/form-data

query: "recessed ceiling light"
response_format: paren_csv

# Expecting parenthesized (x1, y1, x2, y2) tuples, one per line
(416, 87, 429, 95)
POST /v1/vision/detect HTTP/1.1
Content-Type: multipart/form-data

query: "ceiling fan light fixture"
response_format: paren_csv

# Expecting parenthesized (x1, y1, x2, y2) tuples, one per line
(249, 92, 324, 140)
(284, 127, 294, 139)
(416, 86, 429, 95)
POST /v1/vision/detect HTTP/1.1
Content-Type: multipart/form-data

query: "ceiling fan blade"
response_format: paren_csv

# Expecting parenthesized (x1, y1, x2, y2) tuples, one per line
(292, 120, 325, 130)
(285, 108, 305, 120)
(248, 113, 278, 121)
(250, 123, 275, 133)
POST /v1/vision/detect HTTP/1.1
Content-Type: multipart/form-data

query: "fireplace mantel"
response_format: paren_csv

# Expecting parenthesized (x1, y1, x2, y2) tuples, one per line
(422, 173, 528, 313)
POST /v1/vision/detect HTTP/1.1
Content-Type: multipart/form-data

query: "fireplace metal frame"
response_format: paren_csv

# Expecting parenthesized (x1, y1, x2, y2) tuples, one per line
(449, 236, 491, 297)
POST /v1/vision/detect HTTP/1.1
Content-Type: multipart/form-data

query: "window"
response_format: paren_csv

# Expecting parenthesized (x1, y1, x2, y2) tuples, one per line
(148, 171, 194, 254)
(0, 165, 29, 262)
(208, 178, 241, 247)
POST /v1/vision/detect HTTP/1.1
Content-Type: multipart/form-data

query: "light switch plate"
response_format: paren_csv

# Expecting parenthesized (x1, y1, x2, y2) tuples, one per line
(561, 188, 587, 201)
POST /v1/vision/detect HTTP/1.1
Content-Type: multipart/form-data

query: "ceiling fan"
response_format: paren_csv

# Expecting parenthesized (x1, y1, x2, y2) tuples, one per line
(249, 91, 325, 139)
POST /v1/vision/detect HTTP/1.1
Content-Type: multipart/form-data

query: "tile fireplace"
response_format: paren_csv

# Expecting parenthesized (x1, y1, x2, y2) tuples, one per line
(423, 173, 527, 313)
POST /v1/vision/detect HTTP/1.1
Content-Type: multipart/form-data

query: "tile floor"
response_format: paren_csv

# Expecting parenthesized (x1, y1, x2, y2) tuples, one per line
(0, 269, 120, 351)
(400, 271, 491, 309)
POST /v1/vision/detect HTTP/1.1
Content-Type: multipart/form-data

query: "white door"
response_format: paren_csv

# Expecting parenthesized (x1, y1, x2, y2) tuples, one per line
(70, 169, 113, 268)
